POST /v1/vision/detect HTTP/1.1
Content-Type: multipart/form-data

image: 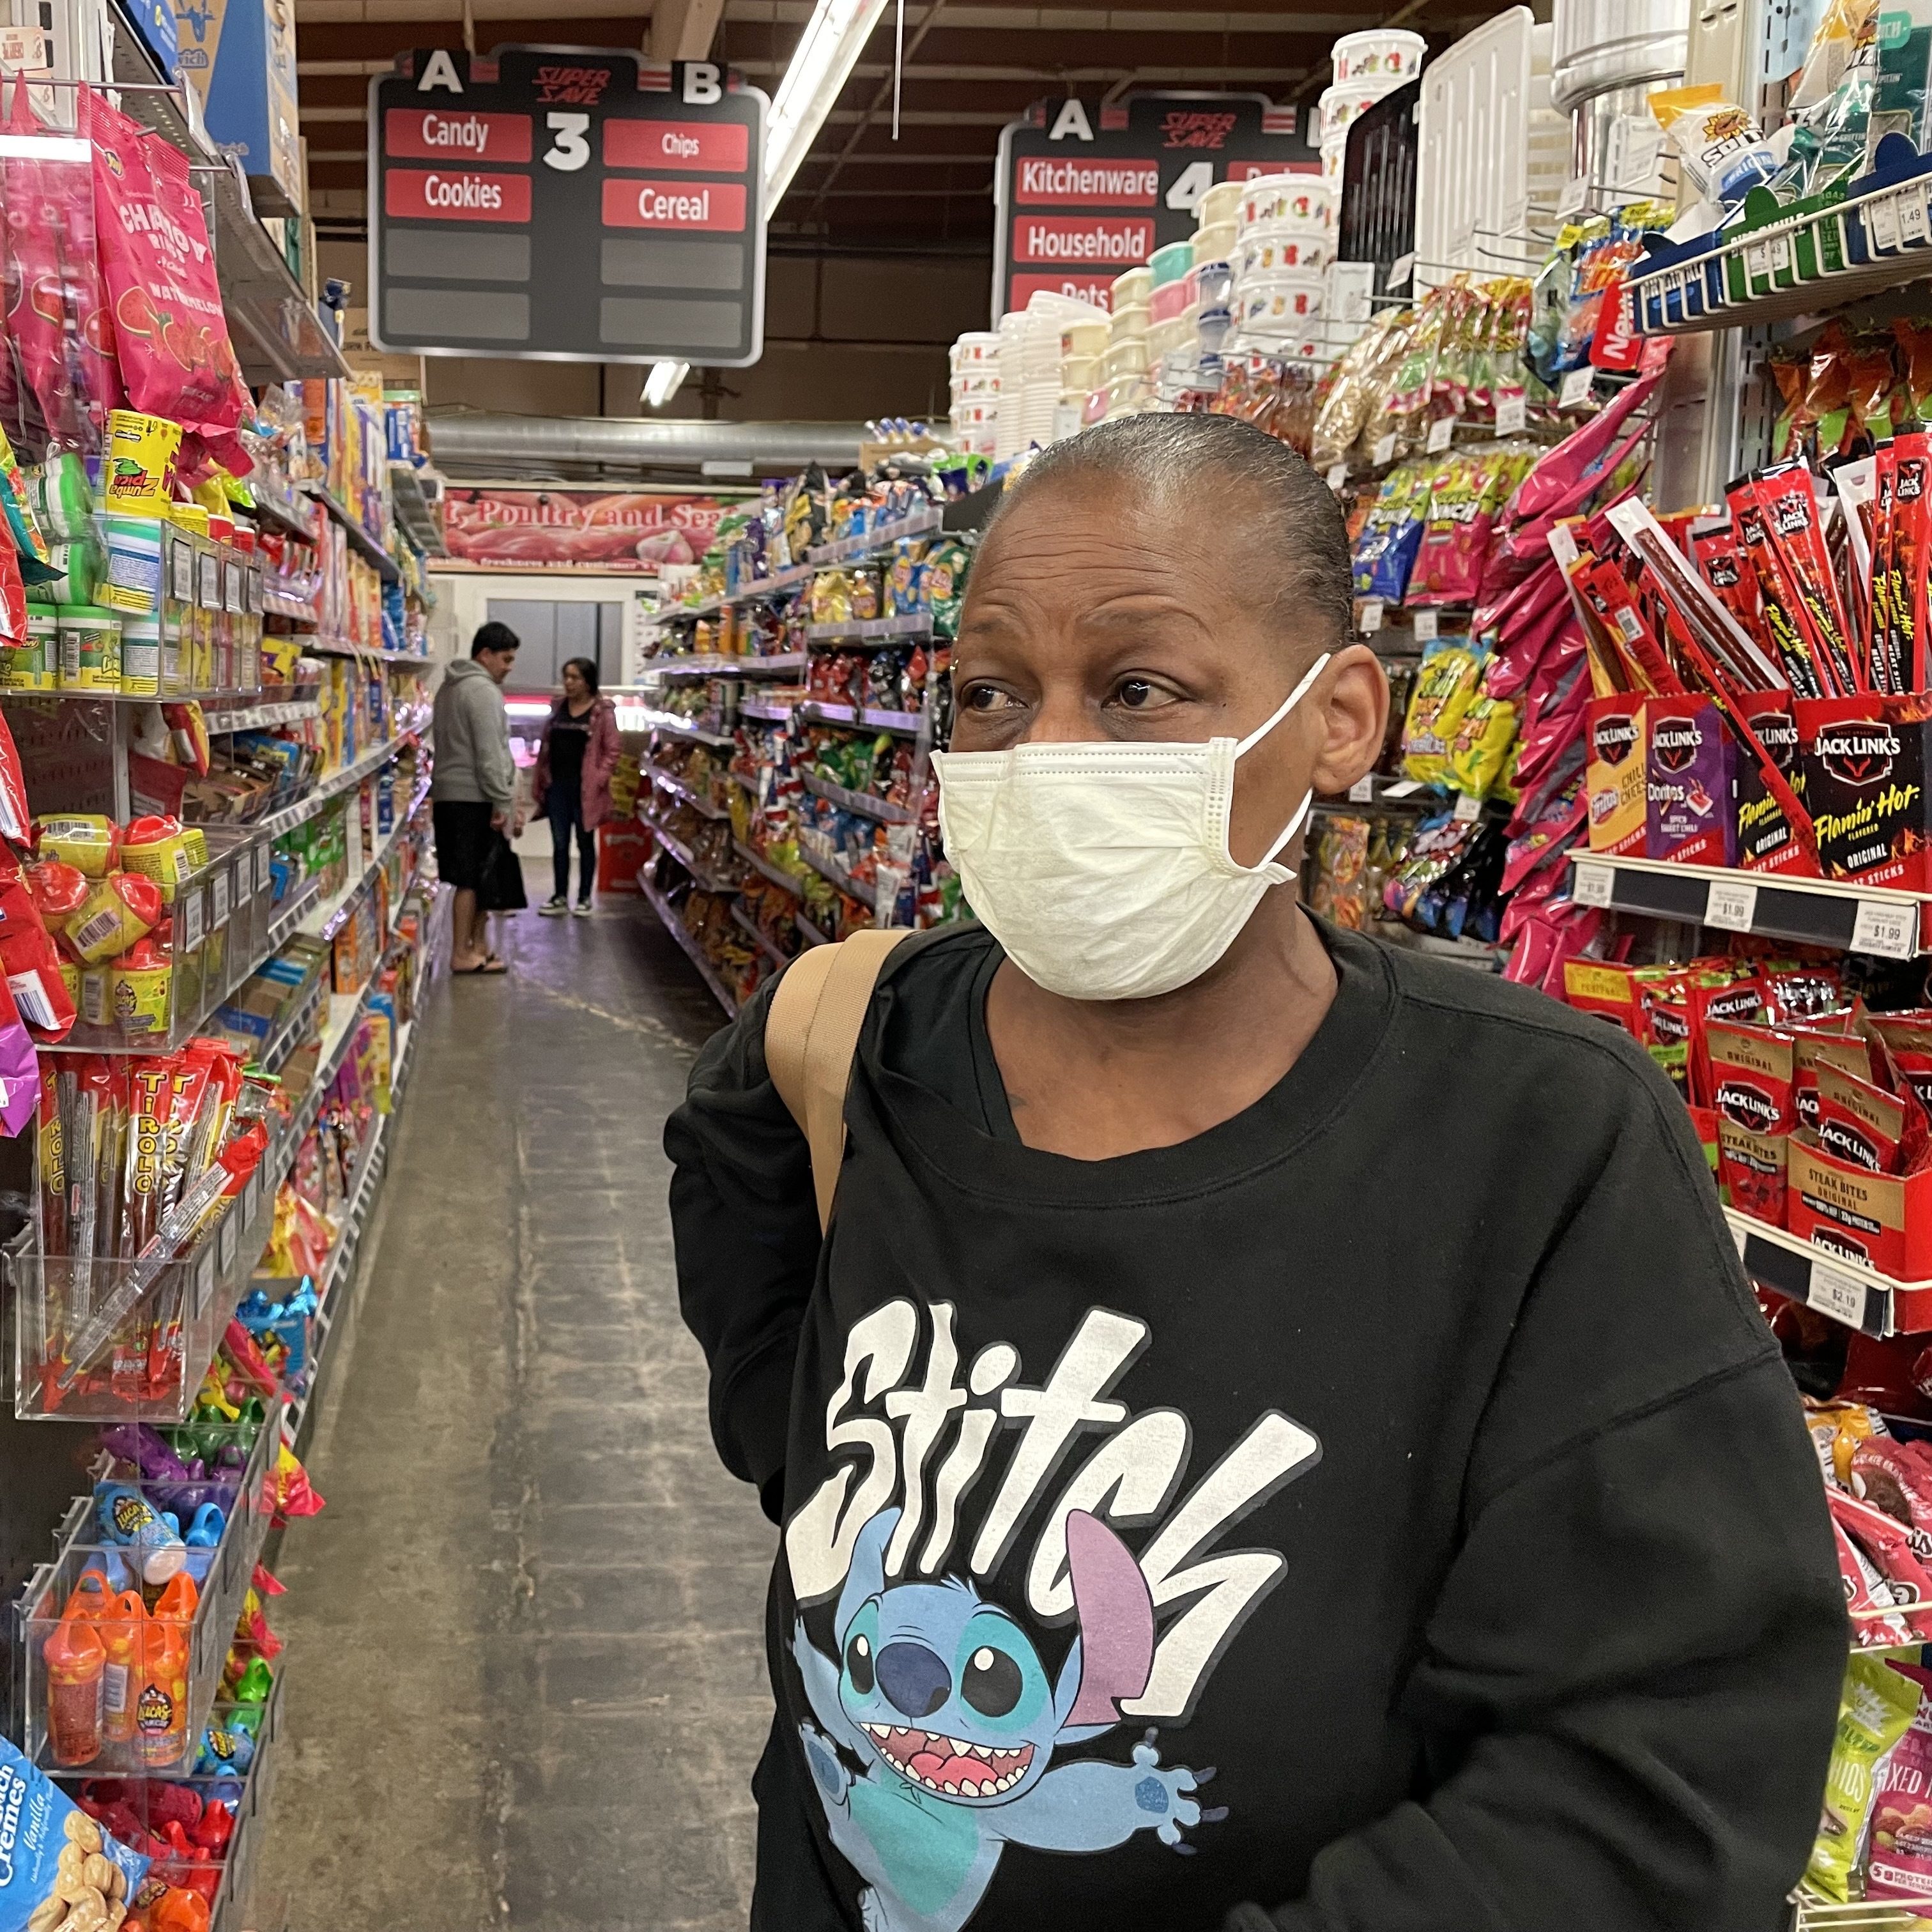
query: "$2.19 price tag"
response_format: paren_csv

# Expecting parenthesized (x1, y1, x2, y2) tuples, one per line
(1570, 857, 1614, 907)
(1808, 1258, 1869, 1330)
(1851, 898, 1919, 959)
(1703, 877, 1758, 933)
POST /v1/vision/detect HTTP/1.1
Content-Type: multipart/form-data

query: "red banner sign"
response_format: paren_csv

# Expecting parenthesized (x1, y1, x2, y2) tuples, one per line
(601, 176, 747, 230)
(442, 487, 742, 569)
(1008, 271, 1117, 309)
(1011, 213, 1154, 265)
(383, 107, 533, 163)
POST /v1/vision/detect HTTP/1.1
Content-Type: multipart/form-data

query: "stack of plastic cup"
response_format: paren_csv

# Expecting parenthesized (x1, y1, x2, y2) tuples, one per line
(950, 332, 1000, 456)
(1321, 26, 1427, 183)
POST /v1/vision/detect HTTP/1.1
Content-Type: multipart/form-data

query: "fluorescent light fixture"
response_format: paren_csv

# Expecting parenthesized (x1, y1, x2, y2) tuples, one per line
(764, 0, 887, 206)
(643, 360, 689, 408)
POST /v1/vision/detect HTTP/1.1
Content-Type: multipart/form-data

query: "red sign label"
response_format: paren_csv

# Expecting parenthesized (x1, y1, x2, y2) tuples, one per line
(532, 62, 614, 103)
(1013, 157, 1158, 206)
(1011, 214, 1153, 266)
(384, 107, 532, 163)
(1158, 108, 1238, 150)
(601, 176, 747, 231)
(1009, 271, 1115, 311)
(384, 168, 532, 222)
(604, 118, 748, 174)
(1228, 160, 1319, 182)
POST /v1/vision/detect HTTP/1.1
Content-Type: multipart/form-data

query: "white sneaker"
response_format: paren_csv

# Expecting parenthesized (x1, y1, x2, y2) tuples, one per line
(572, 900, 594, 917)
(539, 896, 568, 917)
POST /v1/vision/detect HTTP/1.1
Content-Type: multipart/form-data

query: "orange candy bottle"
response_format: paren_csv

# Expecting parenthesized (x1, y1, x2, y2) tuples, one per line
(135, 1570, 197, 1768)
(44, 1611, 106, 1765)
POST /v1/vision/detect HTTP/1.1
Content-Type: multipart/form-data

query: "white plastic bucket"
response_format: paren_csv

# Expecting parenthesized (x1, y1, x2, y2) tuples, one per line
(1238, 274, 1326, 330)
(1239, 173, 1333, 231)
(1237, 224, 1333, 279)
(1331, 27, 1427, 85)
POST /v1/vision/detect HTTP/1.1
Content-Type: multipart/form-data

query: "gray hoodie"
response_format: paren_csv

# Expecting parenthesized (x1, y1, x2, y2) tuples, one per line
(431, 658, 516, 808)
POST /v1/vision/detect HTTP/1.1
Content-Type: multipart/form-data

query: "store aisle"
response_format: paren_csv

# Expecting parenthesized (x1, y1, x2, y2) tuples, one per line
(259, 890, 774, 1931)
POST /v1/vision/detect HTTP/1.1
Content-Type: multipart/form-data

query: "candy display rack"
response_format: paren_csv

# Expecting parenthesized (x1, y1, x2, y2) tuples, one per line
(13, 1395, 280, 1772)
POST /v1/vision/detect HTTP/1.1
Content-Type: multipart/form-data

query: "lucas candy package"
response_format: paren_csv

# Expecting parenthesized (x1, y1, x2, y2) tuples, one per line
(0, 1731, 151, 1931)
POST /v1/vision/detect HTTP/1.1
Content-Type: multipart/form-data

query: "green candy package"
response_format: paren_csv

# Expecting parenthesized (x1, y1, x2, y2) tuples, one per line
(922, 538, 972, 638)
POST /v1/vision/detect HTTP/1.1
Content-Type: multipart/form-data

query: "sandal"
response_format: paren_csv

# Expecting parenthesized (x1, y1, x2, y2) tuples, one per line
(454, 955, 507, 976)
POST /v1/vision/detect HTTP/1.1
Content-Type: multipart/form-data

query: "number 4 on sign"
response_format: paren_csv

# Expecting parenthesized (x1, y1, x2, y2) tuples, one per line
(1167, 160, 1215, 211)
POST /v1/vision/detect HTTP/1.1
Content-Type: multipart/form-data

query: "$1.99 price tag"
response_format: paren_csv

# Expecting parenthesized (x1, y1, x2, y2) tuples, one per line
(1852, 898, 1919, 960)
(1703, 877, 1757, 933)
(1570, 858, 1614, 907)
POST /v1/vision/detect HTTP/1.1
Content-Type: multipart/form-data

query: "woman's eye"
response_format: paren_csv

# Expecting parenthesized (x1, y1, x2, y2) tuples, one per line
(1117, 678, 1157, 709)
(963, 685, 1014, 712)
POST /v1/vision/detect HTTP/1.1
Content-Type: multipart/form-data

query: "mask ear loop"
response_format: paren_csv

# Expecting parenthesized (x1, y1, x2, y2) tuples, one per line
(1230, 651, 1331, 873)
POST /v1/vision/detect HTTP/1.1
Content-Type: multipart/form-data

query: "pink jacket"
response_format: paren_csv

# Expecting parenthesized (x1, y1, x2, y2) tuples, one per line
(534, 695, 622, 831)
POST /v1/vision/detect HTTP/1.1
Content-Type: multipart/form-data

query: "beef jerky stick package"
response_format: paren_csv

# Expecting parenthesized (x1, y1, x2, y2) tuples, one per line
(1733, 483, 1833, 696)
(1735, 688, 1812, 873)
(1758, 463, 1861, 693)
(1892, 427, 1932, 688)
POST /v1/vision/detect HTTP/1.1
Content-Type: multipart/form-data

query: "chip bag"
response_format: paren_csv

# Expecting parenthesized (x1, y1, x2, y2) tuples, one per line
(1401, 635, 1487, 786)
(1807, 1652, 1924, 1900)
(1351, 463, 1432, 604)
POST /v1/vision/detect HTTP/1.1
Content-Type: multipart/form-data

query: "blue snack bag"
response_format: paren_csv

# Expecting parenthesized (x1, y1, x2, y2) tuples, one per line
(0, 1733, 151, 1931)
(1351, 463, 1434, 604)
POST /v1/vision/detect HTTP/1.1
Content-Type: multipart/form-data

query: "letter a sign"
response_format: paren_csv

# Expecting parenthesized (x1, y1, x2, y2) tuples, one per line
(370, 45, 767, 364)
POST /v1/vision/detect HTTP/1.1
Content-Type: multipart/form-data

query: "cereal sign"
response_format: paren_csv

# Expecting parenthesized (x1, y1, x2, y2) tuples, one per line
(992, 92, 1314, 318)
(369, 47, 767, 365)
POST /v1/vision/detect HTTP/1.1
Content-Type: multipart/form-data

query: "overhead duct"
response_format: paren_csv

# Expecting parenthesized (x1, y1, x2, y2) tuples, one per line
(426, 413, 871, 480)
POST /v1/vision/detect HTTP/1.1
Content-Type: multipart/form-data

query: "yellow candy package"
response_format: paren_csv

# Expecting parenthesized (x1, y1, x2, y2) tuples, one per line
(1445, 693, 1522, 799)
(1400, 636, 1487, 786)
(36, 813, 117, 877)
(1806, 1652, 1920, 1901)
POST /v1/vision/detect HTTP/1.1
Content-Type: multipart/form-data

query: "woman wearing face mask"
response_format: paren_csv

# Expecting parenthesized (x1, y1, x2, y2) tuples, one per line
(666, 415, 1841, 1932)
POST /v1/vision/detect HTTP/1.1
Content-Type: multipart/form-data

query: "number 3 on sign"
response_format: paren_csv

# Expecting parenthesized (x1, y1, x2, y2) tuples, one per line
(544, 112, 591, 171)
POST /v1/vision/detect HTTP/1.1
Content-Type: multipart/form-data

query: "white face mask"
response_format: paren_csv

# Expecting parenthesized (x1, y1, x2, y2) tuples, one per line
(932, 653, 1331, 1002)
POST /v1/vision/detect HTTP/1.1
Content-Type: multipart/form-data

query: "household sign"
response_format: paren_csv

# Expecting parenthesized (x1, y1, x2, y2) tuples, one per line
(369, 47, 767, 365)
(992, 91, 1312, 317)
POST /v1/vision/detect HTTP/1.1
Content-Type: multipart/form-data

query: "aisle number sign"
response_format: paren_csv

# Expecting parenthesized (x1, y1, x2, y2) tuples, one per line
(369, 47, 767, 365)
(992, 92, 1314, 318)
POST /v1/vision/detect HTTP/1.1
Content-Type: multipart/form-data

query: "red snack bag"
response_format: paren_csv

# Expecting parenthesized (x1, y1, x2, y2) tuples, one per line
(0, 908, 75, 1039)
(86, 91, 249, 450)
(1832, 1514, 1917, 1647)
(1758, 461, 1859, 690)
(1869, 1013, 1932, 1117)
(1813, 1061, 1909, 1172)
(1894, 427, 1932, 689)
(1831, 1487, 1932, 1634)
(1731, 484, 1833, 696)
(1855, 1438, 1932, 1549)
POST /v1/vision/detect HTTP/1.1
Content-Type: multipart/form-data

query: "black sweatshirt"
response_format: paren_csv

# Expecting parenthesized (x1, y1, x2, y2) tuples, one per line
(666, 919, 1846, 1932)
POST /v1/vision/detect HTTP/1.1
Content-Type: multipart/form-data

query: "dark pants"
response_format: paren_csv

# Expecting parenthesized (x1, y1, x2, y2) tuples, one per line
(548, 788, 596, 901)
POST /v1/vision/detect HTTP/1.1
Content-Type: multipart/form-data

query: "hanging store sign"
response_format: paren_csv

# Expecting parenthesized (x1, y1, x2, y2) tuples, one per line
(992, 93, 1314, 318)
(440, 487, 743, 569)
(369, 47, 767, 365)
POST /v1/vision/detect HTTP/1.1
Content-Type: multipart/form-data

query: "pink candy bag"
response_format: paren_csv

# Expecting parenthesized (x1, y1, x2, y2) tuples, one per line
(86, 89, 248, 457)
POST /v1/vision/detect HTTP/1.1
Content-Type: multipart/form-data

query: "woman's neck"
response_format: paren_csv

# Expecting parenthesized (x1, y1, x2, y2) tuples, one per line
(566, 696, 594, 716)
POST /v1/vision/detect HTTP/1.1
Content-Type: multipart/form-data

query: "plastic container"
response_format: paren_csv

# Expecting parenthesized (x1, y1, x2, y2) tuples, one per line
(1319, 83, 1390, 141)
(951, 330, 1001, 368)
(59, 604, 122, 691)
(1192, 222, 1238, 267)
(1198, 307, 1234, 356)
(1061, 355, 1099, 393)
(1149, 240, 1194, 286)
(100, 514, 164, 618)
(1195, 259, 1236, 309)
(1150, 276, 1193, 325)
(1238, 224, 1333, 279)
(950, 371, 1000, 397)
(1238, 275, 1326, 331)
(1103, 336, 1151, 380)
(1108, 302, 1149, 339)
(1332, 26, 1428, 85)
(102, 410, 180, 512)
(1110, 264, 1153, 309)
(9, 604, 58, 690)
(1322, 132, 1350, 183)
(1061, 316, 1108, 360)
(1239, 174, 1333, 231)
(1146, 315, 1190, 358)
(120, 613, 161, 696)
(1197, 178, 1245, 229)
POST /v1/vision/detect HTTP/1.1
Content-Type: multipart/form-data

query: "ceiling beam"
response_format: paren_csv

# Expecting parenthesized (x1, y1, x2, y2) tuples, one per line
(646, 0, 723, 57)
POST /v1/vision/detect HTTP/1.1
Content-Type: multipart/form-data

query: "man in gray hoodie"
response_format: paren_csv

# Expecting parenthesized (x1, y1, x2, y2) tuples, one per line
(432, 620, 520, 972)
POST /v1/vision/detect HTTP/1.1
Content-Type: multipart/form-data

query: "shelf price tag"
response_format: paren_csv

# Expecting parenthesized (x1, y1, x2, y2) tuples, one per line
(1871, 193, 1903, 252)
(211, 867, 231, 928)
(217, 1216, 236, 1273)
(1358, 599, 1384, 634)
(1494, 392, 1528, 435)
(1326, 463, 1347, 492)
(1808, 1257, 1870, 1330)
(1558, 366, 1595, 408)
(1571, 857, 1614, 907)
(1347, 776, 1376, 803)
(1452, 791, 1482, 822)
(1903, 192, 1930, 247)
(180, 891, 204, 953)
(1703, 876, 1758, 932)
(1425, 415, 1453, 453)
(192, 1251, 215, 1319)
(1852, 898, 1919, 959)
(1372, 433, 1396, 468)
(1412, 609, 1439, 641)
(1384, 778, 1423, 798)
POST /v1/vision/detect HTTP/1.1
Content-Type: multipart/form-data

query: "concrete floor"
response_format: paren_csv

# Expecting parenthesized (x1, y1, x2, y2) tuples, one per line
(257, 880, 776, 1931)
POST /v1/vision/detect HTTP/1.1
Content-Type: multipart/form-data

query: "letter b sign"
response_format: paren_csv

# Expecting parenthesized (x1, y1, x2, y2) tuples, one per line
(677, 61, 722, 105)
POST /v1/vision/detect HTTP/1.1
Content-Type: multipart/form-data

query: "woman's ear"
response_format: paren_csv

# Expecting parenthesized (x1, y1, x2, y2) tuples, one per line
(1308, 646, 1390, 796)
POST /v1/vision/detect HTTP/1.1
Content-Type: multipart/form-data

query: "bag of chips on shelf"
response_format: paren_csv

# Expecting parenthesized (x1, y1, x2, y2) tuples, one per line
(1807, 1650, 1925, 1899)
(1351, 464, 1433, 604)
(1400, 635, 1488, 786)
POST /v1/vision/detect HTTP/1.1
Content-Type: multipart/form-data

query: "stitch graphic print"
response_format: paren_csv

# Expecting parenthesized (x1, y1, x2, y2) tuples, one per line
(785, 1300, 1322, 1932)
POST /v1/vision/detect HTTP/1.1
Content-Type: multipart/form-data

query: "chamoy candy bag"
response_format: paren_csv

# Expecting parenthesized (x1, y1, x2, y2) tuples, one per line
(1809, 1652, 1924, 1900)
(0, 1732, 152, 1929)
(86, 93, 249, 461)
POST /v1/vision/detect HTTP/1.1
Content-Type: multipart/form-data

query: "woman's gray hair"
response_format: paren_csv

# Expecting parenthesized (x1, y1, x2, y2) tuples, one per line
(985, 412, 1354, 652)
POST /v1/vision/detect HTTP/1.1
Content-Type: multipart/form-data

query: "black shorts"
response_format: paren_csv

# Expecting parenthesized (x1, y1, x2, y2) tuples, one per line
(433, 799, 496, 891)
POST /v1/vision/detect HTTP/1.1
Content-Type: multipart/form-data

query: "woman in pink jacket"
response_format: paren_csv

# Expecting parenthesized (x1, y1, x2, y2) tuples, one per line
(534, 657, 621, 915)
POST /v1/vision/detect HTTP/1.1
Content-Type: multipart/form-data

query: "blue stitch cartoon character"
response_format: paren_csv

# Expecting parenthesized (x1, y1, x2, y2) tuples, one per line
(791, 1506, 1223, 1932)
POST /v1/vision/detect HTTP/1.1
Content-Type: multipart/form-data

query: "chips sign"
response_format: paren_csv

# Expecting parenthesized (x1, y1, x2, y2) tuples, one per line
(369, 47, 767, 365)
(992, 93, 1314, 318)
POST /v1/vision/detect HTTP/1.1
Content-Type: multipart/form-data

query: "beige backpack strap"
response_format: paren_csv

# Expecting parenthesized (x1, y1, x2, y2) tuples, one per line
(765, 929, 916, 1232)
